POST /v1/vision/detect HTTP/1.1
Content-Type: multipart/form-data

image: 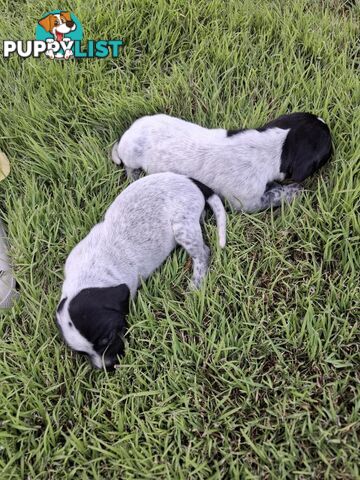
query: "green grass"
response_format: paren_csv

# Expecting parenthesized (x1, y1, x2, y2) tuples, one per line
(0, 0, 359, 478)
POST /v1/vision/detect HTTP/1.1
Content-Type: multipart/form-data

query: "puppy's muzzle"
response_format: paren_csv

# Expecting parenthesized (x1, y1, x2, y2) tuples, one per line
(66, 20, 75, 28)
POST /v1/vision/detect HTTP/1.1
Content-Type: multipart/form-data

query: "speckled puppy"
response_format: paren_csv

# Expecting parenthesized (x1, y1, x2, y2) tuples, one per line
(112, 112, 332, 212)
(56, 172, 226, 370)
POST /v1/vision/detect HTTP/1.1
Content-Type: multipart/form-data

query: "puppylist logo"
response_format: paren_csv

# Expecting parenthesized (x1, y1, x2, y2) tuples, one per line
(3, 10, 123, 60)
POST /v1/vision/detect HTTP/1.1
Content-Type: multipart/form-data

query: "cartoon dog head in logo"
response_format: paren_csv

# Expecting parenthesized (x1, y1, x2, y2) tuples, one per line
(38, 11, 76, 59)
(38, 11, 76, 41)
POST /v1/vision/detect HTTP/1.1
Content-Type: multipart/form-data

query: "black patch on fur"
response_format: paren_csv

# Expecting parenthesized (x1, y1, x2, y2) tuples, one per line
(227, 113, 332, 181)
(257, 112, 317, 131)
(226, 128, 247, 137)
(69, 284, 130, 361)
(258, 112, 332, 182)
(265, 181, 282, 191)
(190, 178, 214, 200)
(57, 297, 67, 313)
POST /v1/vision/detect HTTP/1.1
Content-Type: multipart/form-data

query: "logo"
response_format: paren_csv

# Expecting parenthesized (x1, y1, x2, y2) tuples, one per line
(3, 10, 123, 60)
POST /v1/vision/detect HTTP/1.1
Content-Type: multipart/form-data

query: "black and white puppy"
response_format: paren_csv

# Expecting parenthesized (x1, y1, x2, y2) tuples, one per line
(56, 172, 226, 370)
(111, 112, 332, 213)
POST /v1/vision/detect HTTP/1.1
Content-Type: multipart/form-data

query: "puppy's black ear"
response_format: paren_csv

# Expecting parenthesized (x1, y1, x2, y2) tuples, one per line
(281, 129, 312, 182)
(281, 119, 332, 182)
(108, 284, 130, 314)
(114, 284, 130, 303)
(83, 284, 130, 314)
(288, 155, 311, 183)
(68, 284, 130, 340)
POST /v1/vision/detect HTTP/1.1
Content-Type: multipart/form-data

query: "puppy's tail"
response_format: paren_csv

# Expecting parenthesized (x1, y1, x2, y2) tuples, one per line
(207, 194, 226, 248)
(190, 178, 226, 248)
(111, 140, 122, 165)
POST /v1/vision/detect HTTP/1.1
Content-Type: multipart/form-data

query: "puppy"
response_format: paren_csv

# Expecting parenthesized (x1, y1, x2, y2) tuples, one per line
(112, 112, 332, 213)
(56, 173, 226, 370)
(38, 11, 76, 59)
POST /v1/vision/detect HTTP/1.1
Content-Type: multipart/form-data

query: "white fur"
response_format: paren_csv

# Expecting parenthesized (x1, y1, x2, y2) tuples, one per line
(112, 114, 289, 212)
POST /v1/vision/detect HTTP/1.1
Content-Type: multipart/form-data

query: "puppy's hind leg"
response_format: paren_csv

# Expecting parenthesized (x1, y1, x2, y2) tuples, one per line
(258, 182, 303, 211)
(173, 221, 210, 289)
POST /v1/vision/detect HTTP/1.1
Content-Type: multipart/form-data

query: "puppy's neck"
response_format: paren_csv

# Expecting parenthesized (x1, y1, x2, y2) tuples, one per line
(227, 127, 288, 182)
(63, 252, 138, 301)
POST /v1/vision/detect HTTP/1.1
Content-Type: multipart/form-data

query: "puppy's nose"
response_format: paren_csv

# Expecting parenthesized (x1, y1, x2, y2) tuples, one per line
(66, 20, 74, 28)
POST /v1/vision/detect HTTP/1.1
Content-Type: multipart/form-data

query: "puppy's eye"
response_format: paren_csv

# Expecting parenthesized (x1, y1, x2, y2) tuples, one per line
(98, 338, 109, 347)
(54, 21, 59, 26)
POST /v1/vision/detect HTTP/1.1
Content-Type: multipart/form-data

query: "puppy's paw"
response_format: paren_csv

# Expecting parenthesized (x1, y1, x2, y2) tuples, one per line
(189, 277, 202, 290)
(287, 183, 303, 191)
(285, 183, 304, 201)
(189, 247, 209, 290)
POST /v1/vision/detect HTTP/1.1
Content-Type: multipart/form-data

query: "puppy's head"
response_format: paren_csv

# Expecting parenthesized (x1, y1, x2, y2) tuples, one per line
(56, 284, 130, 370)
(38, 12, 76, 40)
(282, 121, 332, 183)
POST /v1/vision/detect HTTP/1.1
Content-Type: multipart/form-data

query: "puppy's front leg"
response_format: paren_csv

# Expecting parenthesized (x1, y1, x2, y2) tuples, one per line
(258, 182, 303, 211)
(173, 221, 210, 289)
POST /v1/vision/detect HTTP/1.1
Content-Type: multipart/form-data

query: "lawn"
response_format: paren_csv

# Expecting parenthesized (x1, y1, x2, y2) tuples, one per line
(0, 0, 359, 478)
